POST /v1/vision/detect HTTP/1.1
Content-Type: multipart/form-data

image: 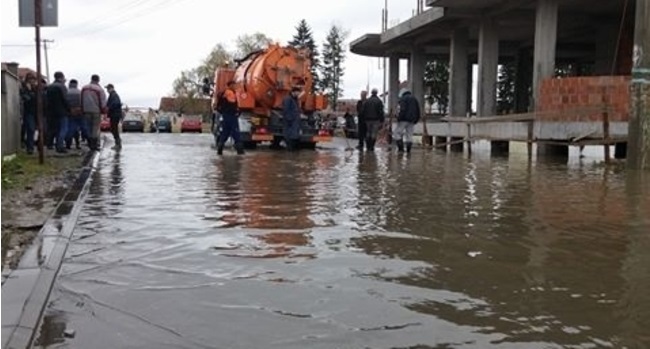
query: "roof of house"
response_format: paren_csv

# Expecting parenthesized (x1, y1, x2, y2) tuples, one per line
(158, 97, 211, 115)
(1, 62, 46, 81)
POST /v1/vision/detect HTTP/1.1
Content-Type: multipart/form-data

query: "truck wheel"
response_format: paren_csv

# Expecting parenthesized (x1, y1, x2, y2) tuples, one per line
(243, 141, 257, 150)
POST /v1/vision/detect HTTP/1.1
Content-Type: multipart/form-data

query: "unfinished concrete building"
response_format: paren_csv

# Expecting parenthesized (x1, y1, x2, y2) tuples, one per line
(350, 0, 638, 157)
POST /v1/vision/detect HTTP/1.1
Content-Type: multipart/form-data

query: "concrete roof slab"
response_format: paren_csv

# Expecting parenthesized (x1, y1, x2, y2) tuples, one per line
(349, 34, 387, 57)
(380, 7, 446, 44)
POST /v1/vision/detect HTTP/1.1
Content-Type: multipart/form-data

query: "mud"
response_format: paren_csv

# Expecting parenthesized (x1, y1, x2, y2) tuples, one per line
(1, 150, 88, 271)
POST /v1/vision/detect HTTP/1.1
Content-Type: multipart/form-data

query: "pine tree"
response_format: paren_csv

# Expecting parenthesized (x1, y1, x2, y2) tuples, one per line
(497, 62, 516, 114)
(320, 25, 348, 110)
(289, 19, 320, 92)
(423, 60, 450, 115)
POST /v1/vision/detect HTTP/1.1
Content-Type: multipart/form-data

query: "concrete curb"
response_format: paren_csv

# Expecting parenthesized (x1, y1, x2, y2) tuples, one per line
(1, 149, 101, 349)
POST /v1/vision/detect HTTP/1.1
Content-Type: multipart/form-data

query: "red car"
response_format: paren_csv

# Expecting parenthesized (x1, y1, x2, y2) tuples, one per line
(180, 116, 202, 133)
(100, 115, 111, 132)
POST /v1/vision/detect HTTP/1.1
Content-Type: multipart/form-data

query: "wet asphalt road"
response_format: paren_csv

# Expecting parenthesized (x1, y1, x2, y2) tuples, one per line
(35, 133, 650, 348)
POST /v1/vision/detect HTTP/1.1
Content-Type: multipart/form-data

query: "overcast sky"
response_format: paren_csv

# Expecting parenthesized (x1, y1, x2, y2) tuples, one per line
(1, 0, 419, 108)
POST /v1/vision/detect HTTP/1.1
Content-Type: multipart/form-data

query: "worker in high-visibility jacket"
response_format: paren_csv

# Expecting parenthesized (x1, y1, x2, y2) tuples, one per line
(216, 80, 244, 155)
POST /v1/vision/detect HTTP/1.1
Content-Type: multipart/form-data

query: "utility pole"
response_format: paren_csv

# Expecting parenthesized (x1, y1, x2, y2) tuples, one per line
(42, 39, 53, 81)
(627, 0, 650, 170)
(382, 0, 388, 106)
(34, 0, 45, 164)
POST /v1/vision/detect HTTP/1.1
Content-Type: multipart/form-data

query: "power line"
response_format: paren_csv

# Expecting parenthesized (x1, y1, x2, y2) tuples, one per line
(56, 0, 187, 39)
(56, 0, 157, 36)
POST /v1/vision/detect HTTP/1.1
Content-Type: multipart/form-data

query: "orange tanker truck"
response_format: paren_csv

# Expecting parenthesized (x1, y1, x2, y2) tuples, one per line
(207, 44, 332, 149)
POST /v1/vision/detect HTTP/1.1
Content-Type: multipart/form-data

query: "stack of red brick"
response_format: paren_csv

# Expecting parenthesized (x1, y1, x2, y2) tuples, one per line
(537, 76, 631, 122)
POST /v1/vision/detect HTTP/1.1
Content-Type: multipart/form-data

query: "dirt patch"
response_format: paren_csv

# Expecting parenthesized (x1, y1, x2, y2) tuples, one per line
(1, 149, 89, 269)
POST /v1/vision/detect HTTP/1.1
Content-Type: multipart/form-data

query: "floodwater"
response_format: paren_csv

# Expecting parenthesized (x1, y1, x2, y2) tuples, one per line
(36, 134, 650, 349)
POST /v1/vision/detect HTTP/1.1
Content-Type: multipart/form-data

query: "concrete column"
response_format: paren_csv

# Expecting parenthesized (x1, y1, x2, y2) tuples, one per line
(449, 28, 469, 117)
(477, 16, 508, 154)
(533, 0, 559, 157)
(466, 62, 474, 114)
(447, 28, 470, 152)
(515, 48, 533, 113)
(409, 47, 426, 119)
(615, 142, 627, 159)
(477, 17, 499, 117)
(627, 0, 650, 170)
(532, 0, 558, 109)
(388, 55, 400, 114)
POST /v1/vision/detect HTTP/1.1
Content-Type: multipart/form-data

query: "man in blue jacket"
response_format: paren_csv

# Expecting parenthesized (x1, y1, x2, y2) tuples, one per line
(282, 86, 302, 151)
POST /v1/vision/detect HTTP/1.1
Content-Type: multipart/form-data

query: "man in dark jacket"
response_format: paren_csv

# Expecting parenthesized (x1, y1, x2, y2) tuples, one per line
(282, 86, 302, 151)
(359, 88, 385, 152)
(20, 74, 38, 154)
(46, 71, 70, 153)
(105, 84, 123, 150)
(65, 79, 87, 149)
(216, 81, 244, 155)
(394, 88, 421, 153)
(355, 90, 368, 150)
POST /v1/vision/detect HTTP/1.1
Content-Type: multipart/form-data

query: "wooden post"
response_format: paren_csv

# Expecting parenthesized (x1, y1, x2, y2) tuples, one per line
(602, 86, 611, 164)
(527, 119, 534, 161)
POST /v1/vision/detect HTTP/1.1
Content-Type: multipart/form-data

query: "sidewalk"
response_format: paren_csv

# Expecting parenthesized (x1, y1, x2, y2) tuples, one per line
(1, 147, 100, 349)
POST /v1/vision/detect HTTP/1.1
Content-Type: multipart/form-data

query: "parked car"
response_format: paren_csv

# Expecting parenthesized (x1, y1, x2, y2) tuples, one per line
(122, 114, 145, 132)
(100, 115, 111, 132)
(181, 115, 202, 133)
(156, 115, 172, 133)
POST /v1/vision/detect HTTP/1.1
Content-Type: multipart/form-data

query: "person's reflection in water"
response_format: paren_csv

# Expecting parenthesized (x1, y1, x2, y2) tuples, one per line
(109, 151, 123, 195)
(355, 152, 385, 230)
(214, 157, 244, 227)
(107, 151, 125, 211)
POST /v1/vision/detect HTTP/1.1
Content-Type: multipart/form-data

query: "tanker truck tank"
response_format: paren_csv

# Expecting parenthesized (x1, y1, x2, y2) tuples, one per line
(210, 44, 331, 150)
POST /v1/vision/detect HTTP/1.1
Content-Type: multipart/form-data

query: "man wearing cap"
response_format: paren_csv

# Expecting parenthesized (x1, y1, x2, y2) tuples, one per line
(105, 84, 123, 150)
(394, 88, 421, 154)
(81, 74, 107, 151)
(65, 79, 87, 149)
(46, 71, 71, 153)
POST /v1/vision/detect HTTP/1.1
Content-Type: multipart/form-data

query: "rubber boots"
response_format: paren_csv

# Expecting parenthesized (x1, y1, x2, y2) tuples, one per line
(367, 139, 376, 152)
(217, 142, 224, 155)
(396, 140, 404, 153)
(235, 142, 245, 155)
(406, 142, 412, 154)
(88, 138, 99, 151)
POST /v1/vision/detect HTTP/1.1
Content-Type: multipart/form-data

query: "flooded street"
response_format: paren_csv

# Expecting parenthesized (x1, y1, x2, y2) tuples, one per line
(37, 134, 649, 349)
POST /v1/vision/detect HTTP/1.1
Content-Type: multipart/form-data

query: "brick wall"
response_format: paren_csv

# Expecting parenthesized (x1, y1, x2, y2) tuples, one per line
(537, 76, 630, 122)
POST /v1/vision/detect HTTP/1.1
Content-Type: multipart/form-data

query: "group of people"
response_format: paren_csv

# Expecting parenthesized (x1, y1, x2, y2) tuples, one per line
(20, 72, 124, 154)
(355, 88, 421, 153)
(213, 82, 421, 155)
(214, 81, 305, 155)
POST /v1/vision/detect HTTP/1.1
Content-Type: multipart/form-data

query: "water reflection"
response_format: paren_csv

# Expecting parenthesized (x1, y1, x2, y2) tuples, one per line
(40, 135, 650, 348)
